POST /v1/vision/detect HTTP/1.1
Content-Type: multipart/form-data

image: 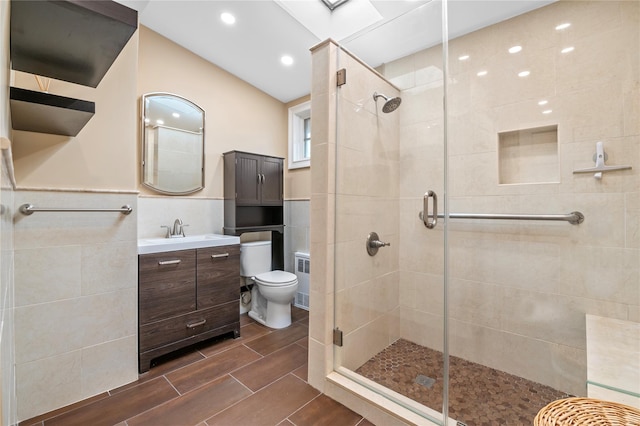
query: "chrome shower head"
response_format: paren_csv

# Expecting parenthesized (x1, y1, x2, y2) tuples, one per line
(373, 92, 402, 113)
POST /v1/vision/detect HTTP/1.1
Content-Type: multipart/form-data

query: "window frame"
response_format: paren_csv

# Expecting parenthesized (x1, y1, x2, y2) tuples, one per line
(288, 100, 311, 170)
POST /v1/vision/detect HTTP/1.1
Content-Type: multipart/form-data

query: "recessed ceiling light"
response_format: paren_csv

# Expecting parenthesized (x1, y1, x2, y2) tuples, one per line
(220, 12, 236, 25)
(458, 55, 470, 61)
(172, 112, 180, 118)
(561, 46, 575, 54)
(518, 70, 530, 77)
(281, 55, 294, 66)
(156, 119, 164, 125)
(477, 70, 488, 77)
(509, 45, 522, 54)
(542, 109, 553, 114)
(555, 22, 571, 31)
(538, 100, 548, 106)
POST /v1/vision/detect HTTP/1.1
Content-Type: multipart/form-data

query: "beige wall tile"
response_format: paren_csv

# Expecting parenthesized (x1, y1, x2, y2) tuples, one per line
(81, 336, 138, 398)
(12, 190, 138, 421)
(81, 242, 137, 295)
(14, 246, 81, 307)
(626, 193, 640, 249)
(16, 351, 83, 421)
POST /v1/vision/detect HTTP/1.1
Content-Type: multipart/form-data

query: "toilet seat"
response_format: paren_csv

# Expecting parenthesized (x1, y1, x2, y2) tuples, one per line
(254, 270, 298, 287)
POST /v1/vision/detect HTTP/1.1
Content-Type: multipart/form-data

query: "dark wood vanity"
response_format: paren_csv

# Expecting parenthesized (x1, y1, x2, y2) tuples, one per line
(138, 244, 240, 373)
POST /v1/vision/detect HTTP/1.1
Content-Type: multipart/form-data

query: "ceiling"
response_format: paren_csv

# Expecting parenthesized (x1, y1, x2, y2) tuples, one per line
(118, 0, 555, 103)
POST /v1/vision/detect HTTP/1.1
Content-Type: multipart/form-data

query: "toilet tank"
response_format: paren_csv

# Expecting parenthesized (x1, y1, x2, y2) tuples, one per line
(240, 241, 272, 277)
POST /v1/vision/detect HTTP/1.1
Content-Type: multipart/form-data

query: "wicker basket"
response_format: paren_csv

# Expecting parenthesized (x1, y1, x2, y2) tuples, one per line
(534, 397, 640, 425)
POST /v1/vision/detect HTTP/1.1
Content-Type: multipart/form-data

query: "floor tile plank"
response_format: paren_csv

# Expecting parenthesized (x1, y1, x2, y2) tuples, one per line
(198, 323, 271, 357)
(206, 374, 319, 426)
(44, 377, 178, 426)
(244, 323, 308, 356)
(127, 375, 251, 426)
(232, 343, 307, 391)
(166, 345, 262, 394)
(292, 363, 308, 382)
(288, 394, 364, 426)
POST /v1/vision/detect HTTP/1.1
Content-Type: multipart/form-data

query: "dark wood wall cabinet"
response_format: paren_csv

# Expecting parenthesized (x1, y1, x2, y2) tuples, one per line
(138, 244, 240, 373)
(223, 151, 285, 269)
(9, 0, 137, 135)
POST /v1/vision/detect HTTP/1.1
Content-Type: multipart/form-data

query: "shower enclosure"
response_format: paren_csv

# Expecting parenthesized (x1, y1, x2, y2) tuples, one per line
(309, 1, 639, 424)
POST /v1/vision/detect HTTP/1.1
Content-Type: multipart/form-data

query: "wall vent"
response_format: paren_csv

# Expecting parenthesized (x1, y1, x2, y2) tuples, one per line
(294, 252, 310, 310)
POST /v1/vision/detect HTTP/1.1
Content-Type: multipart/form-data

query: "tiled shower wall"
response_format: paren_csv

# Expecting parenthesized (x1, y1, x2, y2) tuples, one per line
(13, 190, 138, 421)
(385, 0, 639, 396)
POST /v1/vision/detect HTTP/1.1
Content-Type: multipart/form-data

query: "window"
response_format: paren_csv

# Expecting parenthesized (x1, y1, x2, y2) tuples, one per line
(288, 100, 311, 169)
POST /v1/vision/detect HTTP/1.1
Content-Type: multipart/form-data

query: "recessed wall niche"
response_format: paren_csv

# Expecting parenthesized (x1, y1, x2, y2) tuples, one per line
(498, 125, 559, 185)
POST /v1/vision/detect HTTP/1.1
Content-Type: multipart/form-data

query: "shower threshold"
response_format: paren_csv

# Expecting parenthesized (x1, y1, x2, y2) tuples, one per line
(355, 339, 571, 426)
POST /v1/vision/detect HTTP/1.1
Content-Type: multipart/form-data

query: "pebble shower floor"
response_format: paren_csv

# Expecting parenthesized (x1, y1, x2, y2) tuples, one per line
(355, 339, 571, 425)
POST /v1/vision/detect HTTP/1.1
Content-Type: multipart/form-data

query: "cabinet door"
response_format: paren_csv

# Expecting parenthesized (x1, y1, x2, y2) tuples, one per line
(196, 245, 240, 309)
(235, 153, 261, 205)
(260, 156, 283, 205)
(139, 250, 196, 324)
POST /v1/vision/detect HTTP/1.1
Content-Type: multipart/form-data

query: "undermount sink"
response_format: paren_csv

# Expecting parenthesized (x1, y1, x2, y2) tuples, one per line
(138, 233, 240, 254)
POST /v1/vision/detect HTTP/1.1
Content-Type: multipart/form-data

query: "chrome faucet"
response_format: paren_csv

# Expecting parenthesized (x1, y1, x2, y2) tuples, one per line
(161, 218, 188, 238)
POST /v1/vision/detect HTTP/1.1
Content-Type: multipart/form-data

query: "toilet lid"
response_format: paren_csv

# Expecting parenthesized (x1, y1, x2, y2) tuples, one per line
(255, 270, 298, 286)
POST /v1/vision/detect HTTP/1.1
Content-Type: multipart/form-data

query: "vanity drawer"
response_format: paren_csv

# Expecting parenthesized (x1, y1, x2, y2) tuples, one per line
(139, 300, 239, 352)
(139, 250, 196, 324)
(196, 245, 240, 309)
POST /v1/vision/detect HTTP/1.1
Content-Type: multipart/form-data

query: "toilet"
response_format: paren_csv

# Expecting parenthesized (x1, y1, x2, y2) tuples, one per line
(240, 241, 298, 329)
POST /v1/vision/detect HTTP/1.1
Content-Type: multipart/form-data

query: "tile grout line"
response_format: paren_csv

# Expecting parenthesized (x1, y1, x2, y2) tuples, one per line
(285, 392, 323, 424)
(227, 348, 307, 394)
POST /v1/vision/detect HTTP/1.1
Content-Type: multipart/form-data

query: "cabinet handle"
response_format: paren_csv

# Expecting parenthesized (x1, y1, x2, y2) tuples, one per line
(186, 319, 206, 329)
(158, 259, 181, 265)
(211, 253, 229, 259)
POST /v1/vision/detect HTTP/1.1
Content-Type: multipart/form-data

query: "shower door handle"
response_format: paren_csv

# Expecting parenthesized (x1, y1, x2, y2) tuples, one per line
(422, 190, 438, 229)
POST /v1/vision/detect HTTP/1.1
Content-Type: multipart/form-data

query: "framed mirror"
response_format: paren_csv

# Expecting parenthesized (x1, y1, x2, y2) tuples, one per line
(141, 92, 205, 195)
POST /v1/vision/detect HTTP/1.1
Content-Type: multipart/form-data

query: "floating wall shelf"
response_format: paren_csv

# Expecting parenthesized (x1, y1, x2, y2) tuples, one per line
(10, 87, 95, 136)
(10, 0, 138, 88)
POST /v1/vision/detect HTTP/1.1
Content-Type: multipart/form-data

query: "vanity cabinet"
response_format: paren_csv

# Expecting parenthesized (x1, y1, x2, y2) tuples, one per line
(138, 244, 240, 373)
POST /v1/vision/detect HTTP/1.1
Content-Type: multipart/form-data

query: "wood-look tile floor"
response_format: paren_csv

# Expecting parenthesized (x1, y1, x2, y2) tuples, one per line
(22, 308, 374, 426)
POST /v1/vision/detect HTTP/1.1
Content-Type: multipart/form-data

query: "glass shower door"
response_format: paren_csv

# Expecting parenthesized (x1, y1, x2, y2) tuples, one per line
(331, 1, 449, 423)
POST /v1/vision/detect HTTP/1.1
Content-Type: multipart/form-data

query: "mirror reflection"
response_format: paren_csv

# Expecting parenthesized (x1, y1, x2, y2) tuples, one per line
(142, 93, 205, 195)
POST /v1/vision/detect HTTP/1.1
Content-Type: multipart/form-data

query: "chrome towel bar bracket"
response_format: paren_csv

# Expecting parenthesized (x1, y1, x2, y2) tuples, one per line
(19, 204, 133, 216)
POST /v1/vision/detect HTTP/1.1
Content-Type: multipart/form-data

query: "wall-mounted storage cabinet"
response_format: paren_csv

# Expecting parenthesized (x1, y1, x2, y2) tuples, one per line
(9, 0, 137, 135)
(223, 150, 285, 270)
(223, 151, 284, 234)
